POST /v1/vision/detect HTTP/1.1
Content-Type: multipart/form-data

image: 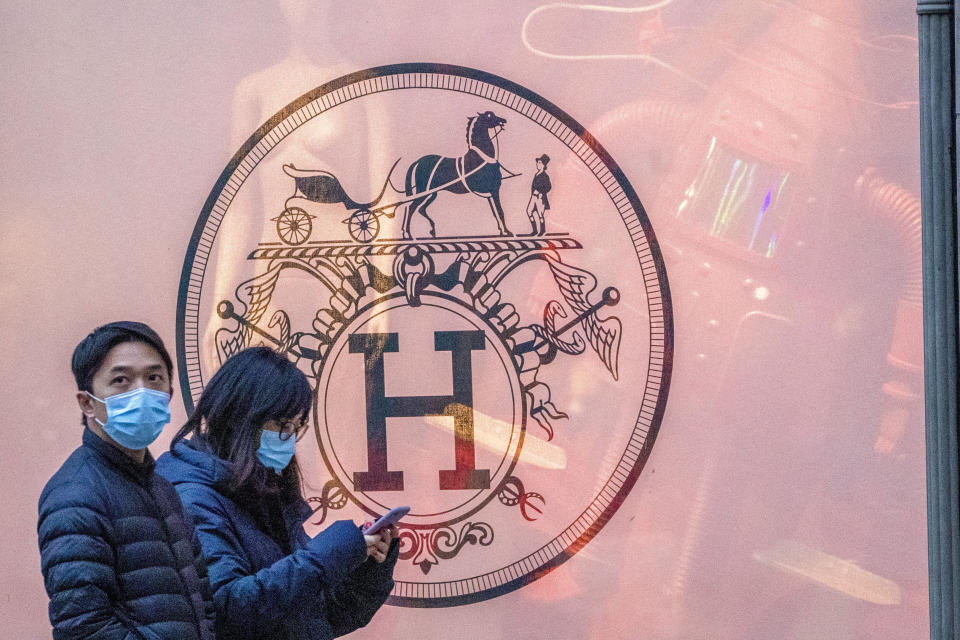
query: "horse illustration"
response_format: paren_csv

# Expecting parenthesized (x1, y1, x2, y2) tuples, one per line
(402, 110, 512, 238)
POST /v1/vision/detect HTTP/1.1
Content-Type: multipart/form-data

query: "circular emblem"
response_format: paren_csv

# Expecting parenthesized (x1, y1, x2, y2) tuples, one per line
(317, 291, 525, 528)
(177, 63, 672, 607)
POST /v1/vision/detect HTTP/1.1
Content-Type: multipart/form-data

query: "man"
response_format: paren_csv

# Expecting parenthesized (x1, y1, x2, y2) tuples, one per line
(37, 321, 216, 639)
(526, 153, 552, 236)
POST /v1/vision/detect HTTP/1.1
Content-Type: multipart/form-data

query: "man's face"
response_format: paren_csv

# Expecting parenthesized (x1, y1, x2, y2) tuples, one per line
(536, 159, 543, 171)
(76, 341, 172, 430)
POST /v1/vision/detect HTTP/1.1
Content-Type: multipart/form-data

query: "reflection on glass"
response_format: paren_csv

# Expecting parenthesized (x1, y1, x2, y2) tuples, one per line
(754, 539, 902, 606)
(676, 136, 791, 257)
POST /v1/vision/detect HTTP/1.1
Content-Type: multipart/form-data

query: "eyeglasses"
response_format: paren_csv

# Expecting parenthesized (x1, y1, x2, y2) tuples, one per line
(276, 418, 307, 441)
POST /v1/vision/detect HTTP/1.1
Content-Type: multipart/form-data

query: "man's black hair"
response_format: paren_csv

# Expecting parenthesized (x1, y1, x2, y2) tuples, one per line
(72, 321, 174, 392)
(172, 346, 311, 504)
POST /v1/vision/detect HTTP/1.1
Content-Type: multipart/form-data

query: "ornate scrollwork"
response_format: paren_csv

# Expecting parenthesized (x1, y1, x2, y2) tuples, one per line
(497, 475, 545, 522)
(306, 479, 349, 525)
(397, 522, 495, 575)
(216, 234, 620, 446)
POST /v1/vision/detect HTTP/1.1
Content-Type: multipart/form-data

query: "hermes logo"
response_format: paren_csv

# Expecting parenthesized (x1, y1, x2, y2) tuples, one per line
(178, 63, 673, 607)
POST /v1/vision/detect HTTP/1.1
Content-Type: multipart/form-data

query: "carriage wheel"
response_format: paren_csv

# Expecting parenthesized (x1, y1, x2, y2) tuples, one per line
(347, 209, 380, 243)
(276, 207, 312, 245)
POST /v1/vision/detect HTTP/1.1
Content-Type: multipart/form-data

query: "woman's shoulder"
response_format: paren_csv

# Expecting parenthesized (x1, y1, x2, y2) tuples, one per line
(173, 478, 236, 515)
(157, 438, 231, 486)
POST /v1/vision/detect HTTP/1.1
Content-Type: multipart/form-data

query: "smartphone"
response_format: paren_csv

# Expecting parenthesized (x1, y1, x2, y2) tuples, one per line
(362, 506, 410, 535)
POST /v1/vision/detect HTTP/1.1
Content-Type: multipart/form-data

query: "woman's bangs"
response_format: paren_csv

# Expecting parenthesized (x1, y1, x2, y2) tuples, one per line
(270, 364, 313, 425)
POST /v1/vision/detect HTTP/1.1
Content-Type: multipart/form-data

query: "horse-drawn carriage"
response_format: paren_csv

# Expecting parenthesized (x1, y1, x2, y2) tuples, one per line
(272, 110, 514, 245)
(274, 161, 401, 244)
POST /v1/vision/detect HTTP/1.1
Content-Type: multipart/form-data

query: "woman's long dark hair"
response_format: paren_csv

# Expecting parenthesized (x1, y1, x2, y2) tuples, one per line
(172, 346, 312, 502)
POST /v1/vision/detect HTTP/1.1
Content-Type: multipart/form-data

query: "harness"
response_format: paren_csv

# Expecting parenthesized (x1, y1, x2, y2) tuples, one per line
(419, 123, 519, 199)
(456, 124, 509, 197)
(456, 155, 492, 197)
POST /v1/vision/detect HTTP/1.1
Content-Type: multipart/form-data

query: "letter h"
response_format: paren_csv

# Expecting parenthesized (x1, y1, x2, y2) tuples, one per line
(349, 331, 491, 492)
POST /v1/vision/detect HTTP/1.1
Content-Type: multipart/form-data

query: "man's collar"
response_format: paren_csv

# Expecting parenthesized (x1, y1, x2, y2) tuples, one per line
(82, 427, 156, 480)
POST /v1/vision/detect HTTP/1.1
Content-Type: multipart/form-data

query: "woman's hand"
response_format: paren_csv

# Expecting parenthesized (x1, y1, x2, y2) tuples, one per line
(363, 524, 398, 563)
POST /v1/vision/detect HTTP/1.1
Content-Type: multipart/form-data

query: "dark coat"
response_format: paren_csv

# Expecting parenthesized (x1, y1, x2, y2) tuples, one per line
(155, 439, 397, 640)
(37, 428, 216, 640)
(531, 171, 551, 209)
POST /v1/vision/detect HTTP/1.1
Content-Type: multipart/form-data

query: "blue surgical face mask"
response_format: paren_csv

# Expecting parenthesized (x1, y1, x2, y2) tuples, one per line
(258, 429, 296, 474)
(86, 387, 171, 450)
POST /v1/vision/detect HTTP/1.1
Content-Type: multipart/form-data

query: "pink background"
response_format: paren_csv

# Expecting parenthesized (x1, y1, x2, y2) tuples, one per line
(1, 1, 925, 638)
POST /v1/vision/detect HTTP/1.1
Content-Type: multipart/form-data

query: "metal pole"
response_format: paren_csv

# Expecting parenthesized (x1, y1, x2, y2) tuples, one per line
(918, 1, 959, 637)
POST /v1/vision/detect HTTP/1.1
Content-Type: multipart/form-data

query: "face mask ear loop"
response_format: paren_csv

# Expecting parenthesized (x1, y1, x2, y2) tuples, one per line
(83, 391, 107, 429)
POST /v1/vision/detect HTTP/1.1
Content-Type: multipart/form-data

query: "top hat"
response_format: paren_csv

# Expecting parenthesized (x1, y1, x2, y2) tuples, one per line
(535, 154, 550, 166)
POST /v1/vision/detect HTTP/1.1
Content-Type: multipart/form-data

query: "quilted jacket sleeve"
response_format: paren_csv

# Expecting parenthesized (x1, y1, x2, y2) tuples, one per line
(188, 525, 217, 638)
(37, 479, 143, 640)
(178, 485, 367, 638)
(326, 538, 399, 636)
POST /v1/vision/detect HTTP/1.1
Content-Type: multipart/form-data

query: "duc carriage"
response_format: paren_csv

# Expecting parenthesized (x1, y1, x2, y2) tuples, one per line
(274, 160, 403, 245)
(272, 110, 515, 245)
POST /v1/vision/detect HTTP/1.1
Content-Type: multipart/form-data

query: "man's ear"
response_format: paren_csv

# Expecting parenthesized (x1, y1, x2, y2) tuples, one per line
(76, 391, 97, 419)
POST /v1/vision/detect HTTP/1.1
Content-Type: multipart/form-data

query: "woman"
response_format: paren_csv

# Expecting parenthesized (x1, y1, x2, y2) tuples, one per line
(156, 347, 398, 639)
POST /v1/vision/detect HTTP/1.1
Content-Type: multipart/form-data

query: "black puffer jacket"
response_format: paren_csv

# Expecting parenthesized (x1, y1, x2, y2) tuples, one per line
(37, 428, 216, 640)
